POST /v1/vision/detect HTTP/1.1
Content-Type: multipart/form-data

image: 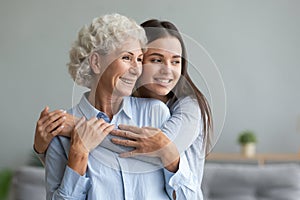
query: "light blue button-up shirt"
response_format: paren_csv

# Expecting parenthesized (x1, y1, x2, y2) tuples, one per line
(99, 95, 205, 200)
(99, 96, 206, 199)
(45, 93, 174, 200)
(94, 96, 205, 200)
(164, 96, 205, 200)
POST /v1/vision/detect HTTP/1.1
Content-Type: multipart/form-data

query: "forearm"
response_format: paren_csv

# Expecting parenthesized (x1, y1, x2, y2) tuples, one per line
(160, 142, 180, 173)
(67, 120, 90, 175)
(46, 137, 90, 200)
(67, 147, 89, 176)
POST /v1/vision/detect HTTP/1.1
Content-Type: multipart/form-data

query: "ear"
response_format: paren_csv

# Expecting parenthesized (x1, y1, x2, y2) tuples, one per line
(89, 52, 101, 74)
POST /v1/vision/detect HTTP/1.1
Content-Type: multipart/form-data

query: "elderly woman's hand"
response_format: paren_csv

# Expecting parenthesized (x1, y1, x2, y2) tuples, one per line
(68, 117, 115, 175)
(110, 124, 180, 172)
(70, 117, 115, 153)
(34, 107, 66, 154)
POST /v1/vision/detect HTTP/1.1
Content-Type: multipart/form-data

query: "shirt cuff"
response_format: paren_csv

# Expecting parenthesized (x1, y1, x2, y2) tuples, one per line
(164, 153, 198, 193)
(163, 168, 175, 198)
(33, 145, 46, 166)
(58, 166, 91, 197)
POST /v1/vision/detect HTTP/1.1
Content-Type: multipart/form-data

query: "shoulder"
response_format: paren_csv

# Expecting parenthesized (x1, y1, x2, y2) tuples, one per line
(127, 96, 169, 111)
(170, 96, 200, 113)
(66, 105, 79, 116)
(48, 136, 70, 155)
(126, 97, 170, 127)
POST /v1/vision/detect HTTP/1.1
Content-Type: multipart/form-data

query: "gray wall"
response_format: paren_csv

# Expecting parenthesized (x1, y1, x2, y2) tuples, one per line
(1, 0, 300, 169)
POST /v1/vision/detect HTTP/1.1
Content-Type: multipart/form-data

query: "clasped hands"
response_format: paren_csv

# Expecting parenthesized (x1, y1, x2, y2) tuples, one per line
(35, 107, 179, 171)
(34, 107, 113, 154)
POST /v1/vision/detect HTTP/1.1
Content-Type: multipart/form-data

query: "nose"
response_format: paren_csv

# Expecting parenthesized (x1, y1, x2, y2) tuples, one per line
(131, 59, 138, 68)
(160, 61, 172, 74)
(129, 61, 141, 76)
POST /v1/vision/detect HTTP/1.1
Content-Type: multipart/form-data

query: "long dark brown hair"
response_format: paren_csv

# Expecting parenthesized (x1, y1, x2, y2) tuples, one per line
(139, 19, 213, 154)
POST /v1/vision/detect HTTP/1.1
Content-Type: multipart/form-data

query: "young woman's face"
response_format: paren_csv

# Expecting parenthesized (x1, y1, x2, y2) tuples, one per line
(138, 36, 182, 98)
(98, 39, 143, 97)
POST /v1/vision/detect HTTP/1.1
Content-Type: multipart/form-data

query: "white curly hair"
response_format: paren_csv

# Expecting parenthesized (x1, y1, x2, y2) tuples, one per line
(67, 13, 147, 88)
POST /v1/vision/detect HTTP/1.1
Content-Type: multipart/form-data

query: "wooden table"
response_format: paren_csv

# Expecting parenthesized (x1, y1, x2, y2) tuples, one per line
(206, 153, 300, 165)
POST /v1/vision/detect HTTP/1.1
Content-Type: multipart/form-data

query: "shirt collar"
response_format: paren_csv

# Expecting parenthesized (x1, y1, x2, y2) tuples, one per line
(78, 92, 100, 120)
(118, 96, 132, 119)
(78, 92, 132, 120)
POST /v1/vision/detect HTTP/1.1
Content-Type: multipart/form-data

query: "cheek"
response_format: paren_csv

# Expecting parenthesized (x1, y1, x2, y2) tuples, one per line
(138, 73, 147, 86)
(110, 66, 127, 79)
(141, 67, 155, 81)
(173, 67, 182, 79)
(136, 64, 143, 77)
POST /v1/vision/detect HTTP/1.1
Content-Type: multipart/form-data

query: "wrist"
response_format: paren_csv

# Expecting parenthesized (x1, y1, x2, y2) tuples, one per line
(70, 142, 89, 155)
(69, 147, 89, 161)
(33, 144, 45, 154)
(160, 143, 180, 172)
(68, 146, 89, 175)
(70, 130, 89, 154)
(164, 157, 180, 173)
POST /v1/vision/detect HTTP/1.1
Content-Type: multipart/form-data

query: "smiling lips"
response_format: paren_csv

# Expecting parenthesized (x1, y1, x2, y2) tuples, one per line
(120, 77, 136, 85)
(153, 78, 173, 86)
(120, 77, 173, 87)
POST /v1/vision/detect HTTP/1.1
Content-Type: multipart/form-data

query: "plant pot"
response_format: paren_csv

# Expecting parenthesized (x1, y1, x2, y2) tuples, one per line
(241, 143, 256, 157)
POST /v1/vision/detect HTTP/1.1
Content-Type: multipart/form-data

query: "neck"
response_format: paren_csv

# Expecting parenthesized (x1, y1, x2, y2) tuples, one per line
(88, 88, 123, 120)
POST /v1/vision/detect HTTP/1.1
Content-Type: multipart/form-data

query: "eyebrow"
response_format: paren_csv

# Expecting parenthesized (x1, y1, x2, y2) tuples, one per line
(123, 51, 143, 57)
(148, 52, 181, 58)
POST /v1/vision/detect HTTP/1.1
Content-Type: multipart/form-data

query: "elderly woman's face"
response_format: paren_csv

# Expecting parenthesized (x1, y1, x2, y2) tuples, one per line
(98, 39, 143, 97)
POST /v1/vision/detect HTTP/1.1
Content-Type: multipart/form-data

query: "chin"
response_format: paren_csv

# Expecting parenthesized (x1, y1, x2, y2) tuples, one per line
(153, 89, 170, 96)
(122, 91, 132, 97)
(113, 89, 133, 97)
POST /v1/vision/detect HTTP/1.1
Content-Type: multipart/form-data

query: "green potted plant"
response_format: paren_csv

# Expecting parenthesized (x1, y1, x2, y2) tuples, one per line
(0, 168, 13, 200)
(237, 130, 257, 157)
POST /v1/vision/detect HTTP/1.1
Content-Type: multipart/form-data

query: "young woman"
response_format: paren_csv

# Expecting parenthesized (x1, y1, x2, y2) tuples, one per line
(34, 18, 212, 200)
(110, 19, 213, 199)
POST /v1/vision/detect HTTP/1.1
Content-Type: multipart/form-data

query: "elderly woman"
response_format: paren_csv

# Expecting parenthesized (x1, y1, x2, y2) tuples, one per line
(35, 14, 213, 200)
(41, 14, 179, 199)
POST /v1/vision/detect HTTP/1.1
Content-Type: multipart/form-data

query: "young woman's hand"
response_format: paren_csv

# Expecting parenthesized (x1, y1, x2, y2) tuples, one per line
(110, 124, 180, 172)
(59, 113, 79, 137)
(34, 107, 66, 154)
